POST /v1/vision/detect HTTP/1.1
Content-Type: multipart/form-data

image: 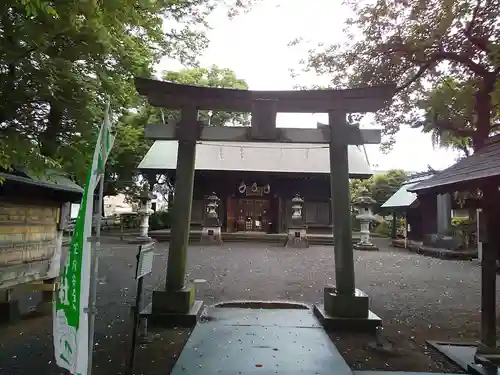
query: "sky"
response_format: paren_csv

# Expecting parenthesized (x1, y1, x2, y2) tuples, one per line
(158, 0, 460, 172)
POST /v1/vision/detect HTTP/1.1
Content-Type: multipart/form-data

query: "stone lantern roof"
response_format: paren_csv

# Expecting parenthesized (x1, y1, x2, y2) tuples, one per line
(353, 188, 375, 207)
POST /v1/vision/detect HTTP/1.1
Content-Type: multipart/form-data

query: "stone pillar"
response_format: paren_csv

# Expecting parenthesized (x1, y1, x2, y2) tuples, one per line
(285, 194, 308, 248)
(476, 185, 499, 355)
(151, 106, 203, 321)
(134, 184, 155, 243)
(391, 212, 397, 239)
(353, 190, 378, 251)
(328, 111, 355, 295)
(201, 193, 223, 245)
(314, 111, 380, 333)
(36, 278, 57, 315)
(0, 289, 20, 323)
(436, 193, 452, 235)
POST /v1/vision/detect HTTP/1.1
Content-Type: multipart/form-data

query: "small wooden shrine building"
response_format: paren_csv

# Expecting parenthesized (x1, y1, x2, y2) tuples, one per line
(0, 169, 82, 321)
(407, 135, 500, 355)
(139, 140, 373, 233)
(0, 169, 82, 286)
(381, 172, 436, 241)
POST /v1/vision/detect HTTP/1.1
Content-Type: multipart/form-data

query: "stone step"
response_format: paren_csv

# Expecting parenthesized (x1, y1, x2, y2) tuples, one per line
(149, 231, 362, 246)
(170, 306, 353, 375)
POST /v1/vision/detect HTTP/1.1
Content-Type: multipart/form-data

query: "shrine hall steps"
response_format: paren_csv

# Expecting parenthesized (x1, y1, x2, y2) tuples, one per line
(149, 230, 364, 246)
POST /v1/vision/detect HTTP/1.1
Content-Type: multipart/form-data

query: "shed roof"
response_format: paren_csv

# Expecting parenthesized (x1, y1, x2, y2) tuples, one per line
(0, 169, 83, 195)
(138, 141, 373, 177)
(381, 175, 433, 208)
(409, 136, 500, 193)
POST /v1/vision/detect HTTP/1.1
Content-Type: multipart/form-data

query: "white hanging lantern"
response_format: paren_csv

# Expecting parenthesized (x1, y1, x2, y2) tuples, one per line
(238, 182, 247, 194)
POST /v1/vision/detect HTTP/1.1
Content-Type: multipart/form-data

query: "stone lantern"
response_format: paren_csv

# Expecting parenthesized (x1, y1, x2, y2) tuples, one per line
(285, 193, 308, 248)
(201, 192, 223, 245)
(135, 184, 156, 243)
(353, 188, 378, 251)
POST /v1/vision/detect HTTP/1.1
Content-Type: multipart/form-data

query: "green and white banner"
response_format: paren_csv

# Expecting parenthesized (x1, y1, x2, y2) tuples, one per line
(54, 103, 114, 375)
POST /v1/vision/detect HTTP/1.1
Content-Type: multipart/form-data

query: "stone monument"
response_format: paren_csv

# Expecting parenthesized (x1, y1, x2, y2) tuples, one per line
(201, 193, 223, 245)
(353, 189, 378, 251)
(285, 194, 308, 248)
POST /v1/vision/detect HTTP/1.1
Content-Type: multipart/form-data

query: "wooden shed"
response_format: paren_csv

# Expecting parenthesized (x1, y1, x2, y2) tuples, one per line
(0, 169, 82, 322)
(408, 135, 500, 358)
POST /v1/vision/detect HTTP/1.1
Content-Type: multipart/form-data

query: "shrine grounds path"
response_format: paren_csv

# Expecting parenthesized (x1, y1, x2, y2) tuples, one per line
(0, 238, 497, 374)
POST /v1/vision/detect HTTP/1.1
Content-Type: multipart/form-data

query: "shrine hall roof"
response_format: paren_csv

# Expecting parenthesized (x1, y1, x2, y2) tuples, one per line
(139, 141, 373, 177)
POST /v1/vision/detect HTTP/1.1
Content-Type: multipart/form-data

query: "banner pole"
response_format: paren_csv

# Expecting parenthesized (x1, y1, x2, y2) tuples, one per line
(87, 114, 107, 375)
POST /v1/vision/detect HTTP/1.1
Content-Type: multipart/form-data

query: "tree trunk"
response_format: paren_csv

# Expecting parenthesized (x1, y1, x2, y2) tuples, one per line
(40, 102, 63, 158)
(472, 76, 495, 151)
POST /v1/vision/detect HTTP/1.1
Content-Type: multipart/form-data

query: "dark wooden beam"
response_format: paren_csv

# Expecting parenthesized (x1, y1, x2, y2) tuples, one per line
(135, 77, 397, 113)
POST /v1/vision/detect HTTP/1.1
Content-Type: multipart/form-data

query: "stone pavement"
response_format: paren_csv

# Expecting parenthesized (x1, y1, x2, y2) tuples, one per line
(0, 237, 498, 374)
(172, 307, 353, 375)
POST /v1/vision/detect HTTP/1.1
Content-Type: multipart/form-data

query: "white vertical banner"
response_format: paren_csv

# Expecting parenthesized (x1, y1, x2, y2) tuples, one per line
(53, 103, 114, 375)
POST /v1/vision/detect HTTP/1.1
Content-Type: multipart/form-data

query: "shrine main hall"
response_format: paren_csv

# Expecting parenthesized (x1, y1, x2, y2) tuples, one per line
(139, 140, 372, 234)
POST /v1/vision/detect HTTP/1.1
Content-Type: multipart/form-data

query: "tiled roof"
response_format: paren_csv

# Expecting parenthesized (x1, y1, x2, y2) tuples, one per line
(138, 140, 373, 176)
(409, 136, 500, 193)
(381, 175, 433, 208)
(0, 169, 83, 194)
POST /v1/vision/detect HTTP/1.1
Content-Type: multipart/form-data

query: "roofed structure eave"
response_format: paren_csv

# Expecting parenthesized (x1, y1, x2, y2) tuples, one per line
(409, 177, 500, 196)
(138, 167, 373, 179)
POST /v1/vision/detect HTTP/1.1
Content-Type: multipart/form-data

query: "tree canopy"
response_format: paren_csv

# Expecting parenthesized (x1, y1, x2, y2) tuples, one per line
(293, 0, 500, 153)
(0, 0, 255, 180)
(350, 169, 408, 214)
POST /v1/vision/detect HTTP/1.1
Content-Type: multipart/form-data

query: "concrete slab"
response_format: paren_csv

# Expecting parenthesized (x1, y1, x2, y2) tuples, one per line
(140, 300, 204, 328)
(427, 341, 499, 375)
(203, 307, 321, 328)
(313, 304, 381, 333)
(171, 307, 352, 375)
(355, 372, 463, 375)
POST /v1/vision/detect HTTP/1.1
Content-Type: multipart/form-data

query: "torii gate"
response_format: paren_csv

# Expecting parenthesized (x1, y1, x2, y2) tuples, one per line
(135, 77, 396, 329)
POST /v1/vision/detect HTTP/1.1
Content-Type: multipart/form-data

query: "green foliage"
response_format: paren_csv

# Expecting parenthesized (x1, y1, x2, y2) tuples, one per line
(373, 220, 391, 237)
(1, 0, 255, 182)
(20, 0, 57, 18)
(150, 210, 171, 231)
(350, 169, 408, 213)
(451, 216, 472, 228)
(451, 216, 475, 249)
(293, 0, 500, 152)
(121, 213, 140, 229)
(349, 178, 372, 203)
(162, 65, 250, 126)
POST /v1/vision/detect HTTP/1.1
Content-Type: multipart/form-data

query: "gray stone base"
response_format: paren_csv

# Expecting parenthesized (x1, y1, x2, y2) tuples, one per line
(128, 236, 153, 244)
(313, 304, 381, 333)
(200, 226, 223, 245)
(140, 300, 204, 328)
(0, 300, 21, 324)
(324, 287, 369, 318)
(152, 284, 195, 314)
(354, 242, 379, 251)
(285, 228, 308, 248)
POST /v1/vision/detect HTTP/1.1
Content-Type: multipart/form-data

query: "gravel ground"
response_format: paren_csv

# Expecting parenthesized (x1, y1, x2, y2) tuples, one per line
(0, 237, 497, 374)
